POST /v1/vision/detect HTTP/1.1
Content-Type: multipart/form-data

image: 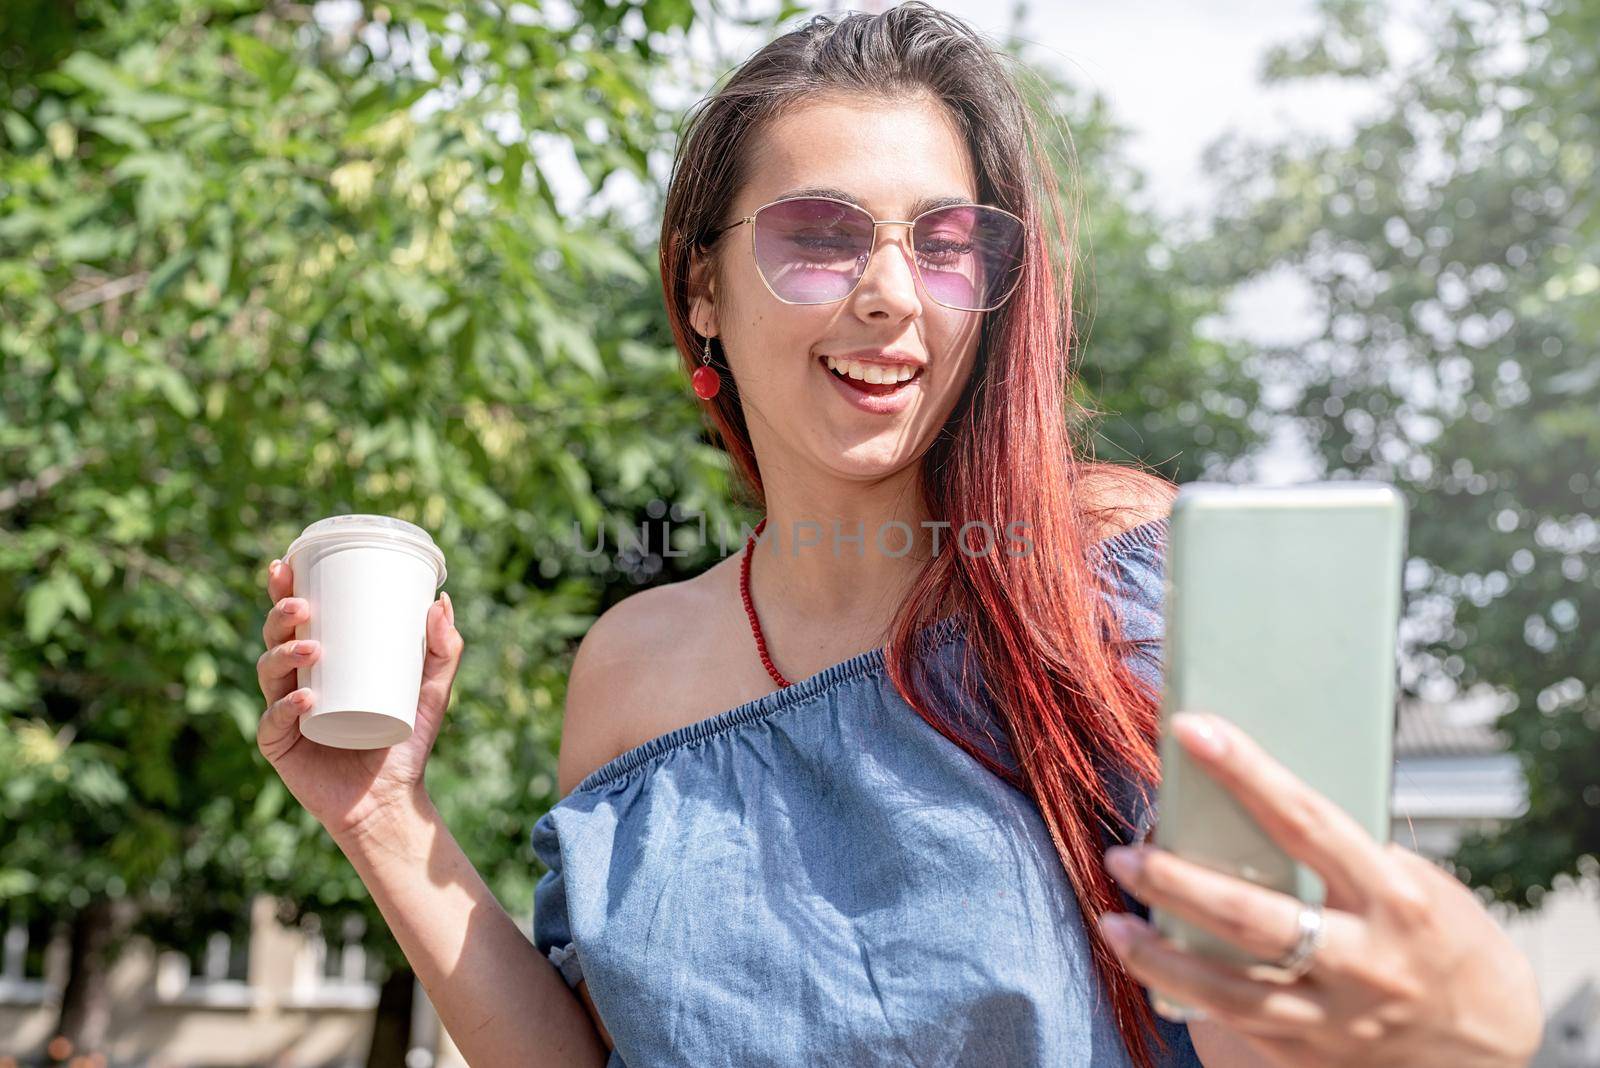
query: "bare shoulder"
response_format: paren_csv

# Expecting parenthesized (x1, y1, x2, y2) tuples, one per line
(559, 580, 692, 797)
(1076, 461, 1179, 542)
(557, 570, 727, 798)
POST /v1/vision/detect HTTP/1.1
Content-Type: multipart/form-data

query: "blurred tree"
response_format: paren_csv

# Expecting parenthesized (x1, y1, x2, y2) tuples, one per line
(0, 0, 765, 1058)
(1201, 0, 1598, 905)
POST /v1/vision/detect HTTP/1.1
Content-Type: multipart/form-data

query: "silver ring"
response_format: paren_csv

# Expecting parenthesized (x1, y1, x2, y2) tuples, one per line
(1275, 902, 1326, 979)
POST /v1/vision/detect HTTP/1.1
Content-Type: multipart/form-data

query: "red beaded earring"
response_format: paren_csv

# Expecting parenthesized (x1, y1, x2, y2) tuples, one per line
(691, 333, 722, 400)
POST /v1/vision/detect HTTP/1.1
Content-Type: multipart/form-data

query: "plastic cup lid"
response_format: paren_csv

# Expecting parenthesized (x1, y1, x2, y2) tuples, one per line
(284, 513, 447, 585)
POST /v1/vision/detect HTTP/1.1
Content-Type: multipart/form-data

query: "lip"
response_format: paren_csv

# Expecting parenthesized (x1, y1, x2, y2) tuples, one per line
(817, 354, 922, 415)
(824, 348, 926, 369)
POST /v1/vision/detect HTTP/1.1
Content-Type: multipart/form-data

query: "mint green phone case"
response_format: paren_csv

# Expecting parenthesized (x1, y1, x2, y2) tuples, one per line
(1147, 481, 1406, 1016)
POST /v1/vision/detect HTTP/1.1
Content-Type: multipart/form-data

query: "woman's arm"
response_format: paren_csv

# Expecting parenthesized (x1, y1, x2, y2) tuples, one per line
(334, 790, 610, 1068)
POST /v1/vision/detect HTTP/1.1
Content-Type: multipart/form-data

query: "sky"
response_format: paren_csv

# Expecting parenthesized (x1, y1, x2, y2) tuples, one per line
(691, 0, 1430, 212)
(790, 0, 1398, 220)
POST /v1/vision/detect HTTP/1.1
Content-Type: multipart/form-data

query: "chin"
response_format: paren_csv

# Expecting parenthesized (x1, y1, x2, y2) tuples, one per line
(817, 440, 925, 481)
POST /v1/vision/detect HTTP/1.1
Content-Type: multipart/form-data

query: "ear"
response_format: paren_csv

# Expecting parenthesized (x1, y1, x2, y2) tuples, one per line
(686, 246, 719, 341)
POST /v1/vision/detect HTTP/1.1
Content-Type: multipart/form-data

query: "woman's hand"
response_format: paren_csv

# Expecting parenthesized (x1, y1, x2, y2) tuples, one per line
(1098, 712, 1544, 1068)
(255, 557, 465, 847)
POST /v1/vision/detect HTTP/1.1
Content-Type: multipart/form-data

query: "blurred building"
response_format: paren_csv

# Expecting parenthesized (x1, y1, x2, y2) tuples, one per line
(0, 895, 469, 1067)
(3, 693, 1596, 1066)
(1392, 693, 1600, 1068)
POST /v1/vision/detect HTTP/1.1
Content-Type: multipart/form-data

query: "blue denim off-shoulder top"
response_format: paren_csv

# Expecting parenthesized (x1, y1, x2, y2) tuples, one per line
(529, 516, 1202, 1067)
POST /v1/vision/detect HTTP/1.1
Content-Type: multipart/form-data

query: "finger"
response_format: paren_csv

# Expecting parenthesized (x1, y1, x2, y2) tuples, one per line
(1106, 844, 1365, 976)
(1170, 712, 1388, 910)
(268, 556, 293, 603)
(416, 594, 463, 721)
(426, 591, 456, 662)
(257, 636, 320, 705)
(258, 687, 314, 763)
(1099, 912, 1329, 1039)
(262, 563, 310, 650)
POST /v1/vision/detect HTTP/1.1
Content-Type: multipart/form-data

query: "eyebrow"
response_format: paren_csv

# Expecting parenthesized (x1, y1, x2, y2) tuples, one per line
(773, 186, 976, 217)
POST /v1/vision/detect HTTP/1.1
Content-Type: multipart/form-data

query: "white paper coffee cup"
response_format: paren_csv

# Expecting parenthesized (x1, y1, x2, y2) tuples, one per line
(283, 514, 448, 750)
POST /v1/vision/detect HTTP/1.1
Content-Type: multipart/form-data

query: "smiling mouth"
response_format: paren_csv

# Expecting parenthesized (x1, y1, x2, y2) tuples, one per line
(818, 356, 924, 395)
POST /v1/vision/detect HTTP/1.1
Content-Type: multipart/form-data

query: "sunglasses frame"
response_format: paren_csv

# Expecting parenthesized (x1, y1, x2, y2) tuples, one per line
(701, 195, 1027, 313)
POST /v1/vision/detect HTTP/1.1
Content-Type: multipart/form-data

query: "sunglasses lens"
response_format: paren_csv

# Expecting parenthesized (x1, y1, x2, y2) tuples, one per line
(752, 198, 1025, 311)
(753, 198, 876, 303)
(913, 205, 1026, 312)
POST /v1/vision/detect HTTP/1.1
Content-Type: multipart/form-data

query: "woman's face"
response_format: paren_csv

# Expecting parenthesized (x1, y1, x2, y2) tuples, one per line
(690, 94, 987, 483)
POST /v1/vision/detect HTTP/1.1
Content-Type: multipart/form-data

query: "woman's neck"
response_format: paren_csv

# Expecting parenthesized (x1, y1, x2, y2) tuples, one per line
(748, 469, 938, 651)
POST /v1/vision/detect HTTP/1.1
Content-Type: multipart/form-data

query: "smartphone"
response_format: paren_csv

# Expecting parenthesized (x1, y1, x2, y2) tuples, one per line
(1145, 481, 1406, 1014)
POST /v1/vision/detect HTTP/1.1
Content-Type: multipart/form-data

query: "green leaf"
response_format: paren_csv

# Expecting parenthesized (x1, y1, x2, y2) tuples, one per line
(2, 111, 37, 149)
(145, 250, 195, 301)
(198, 245, 230, 293)
(113, 153, 202, 227)
(616, 443, 654, 494)
(57, 227, 119, 263)
(225, 693, 261, 745)
(86, 115, 153, 150)
(411, 418, 441, 483)
(574, 233, 649, 284)
(61, 573, 91, 620)
(252, 779, 287, 823)
(228, 32, 296, 100)
(641, 0, 696, 34)
(104, 92, 190, 124)
(186, 651, 219, 692)
(0, 869, 41, 898)
(345, 82, 431, 139)
(23, 570, 90, 643)
(69, 763, 128, 807)
(152, 364, 200, 419)
(550, 451, 601, 530)
(58, 52, 128, 97)
(540, 315, 604, 379)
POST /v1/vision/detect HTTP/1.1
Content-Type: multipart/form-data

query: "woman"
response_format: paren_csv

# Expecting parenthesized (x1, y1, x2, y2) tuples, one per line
(255, 4, 1543, 1066)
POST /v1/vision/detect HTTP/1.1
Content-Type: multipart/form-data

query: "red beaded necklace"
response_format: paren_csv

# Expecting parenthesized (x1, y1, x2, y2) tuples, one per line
(740, 516, 792, 688)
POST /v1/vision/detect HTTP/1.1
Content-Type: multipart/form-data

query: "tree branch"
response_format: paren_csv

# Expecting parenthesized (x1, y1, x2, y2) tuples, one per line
(0, 447, 106, 515)
(57, 272, 150, 315)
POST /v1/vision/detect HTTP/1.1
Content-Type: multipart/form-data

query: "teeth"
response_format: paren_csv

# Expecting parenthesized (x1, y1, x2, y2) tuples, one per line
(824, 356, 918, 383)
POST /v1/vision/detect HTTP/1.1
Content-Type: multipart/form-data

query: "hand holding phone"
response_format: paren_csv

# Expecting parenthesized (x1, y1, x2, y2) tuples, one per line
(1147, 482, 1406, 1009)
(1094, 485, 1540, 1061)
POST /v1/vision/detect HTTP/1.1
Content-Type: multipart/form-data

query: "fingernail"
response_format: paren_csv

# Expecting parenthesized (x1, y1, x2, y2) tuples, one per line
(442, 591, 453, 623)
(291, 689, 311, 708)
(1105, 846, 1142, 883)
(1099, 912, 1138, 953)
(1173, 712, 1227, 759)
(271, 558, 281, 572)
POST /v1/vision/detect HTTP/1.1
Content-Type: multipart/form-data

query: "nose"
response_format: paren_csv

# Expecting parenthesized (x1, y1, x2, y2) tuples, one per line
(849, 224, 924, 320)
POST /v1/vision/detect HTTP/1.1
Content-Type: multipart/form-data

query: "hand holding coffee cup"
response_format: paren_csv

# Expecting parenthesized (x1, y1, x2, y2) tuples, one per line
(255, 515, 463, 844)
(282, 515, 449, 748)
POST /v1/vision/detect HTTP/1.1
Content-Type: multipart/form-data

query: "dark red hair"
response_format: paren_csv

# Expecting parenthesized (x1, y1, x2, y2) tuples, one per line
(657, 4, 1178, 1064)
